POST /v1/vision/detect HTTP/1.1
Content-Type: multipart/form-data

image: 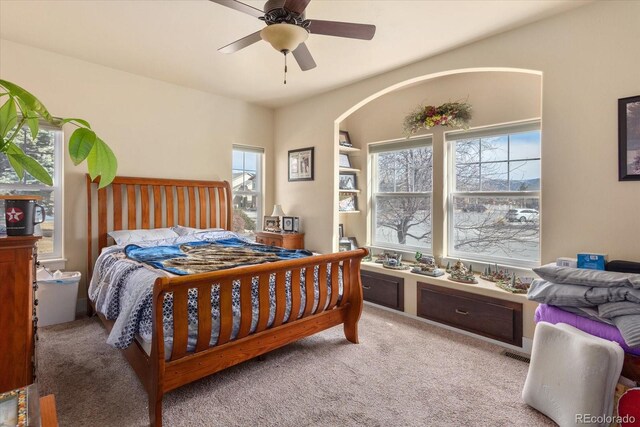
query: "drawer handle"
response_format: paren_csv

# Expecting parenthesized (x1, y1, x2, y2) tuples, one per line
(362, 285, 371, 290)
(455, 309, 469, 315)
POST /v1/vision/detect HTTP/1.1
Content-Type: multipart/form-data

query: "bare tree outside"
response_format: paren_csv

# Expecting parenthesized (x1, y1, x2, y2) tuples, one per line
(451, 130, 541, 263)
(373, 145, 432, 248)
(371, 128, 541, 264)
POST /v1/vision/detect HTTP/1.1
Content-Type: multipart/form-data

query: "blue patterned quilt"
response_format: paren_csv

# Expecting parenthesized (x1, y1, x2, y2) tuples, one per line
(88, 231, 342, 357)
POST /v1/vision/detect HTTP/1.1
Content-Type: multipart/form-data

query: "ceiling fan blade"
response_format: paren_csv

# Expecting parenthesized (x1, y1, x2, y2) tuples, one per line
(292, 43, 316, 71)
(308, 19, 376, 40)
(209, 0, 264, 18)
(283, 0, 311, 15)
(218, 31, 263, 54)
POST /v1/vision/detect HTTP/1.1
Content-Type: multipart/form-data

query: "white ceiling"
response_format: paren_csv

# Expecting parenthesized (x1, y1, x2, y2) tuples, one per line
(0, 0, 587, 108)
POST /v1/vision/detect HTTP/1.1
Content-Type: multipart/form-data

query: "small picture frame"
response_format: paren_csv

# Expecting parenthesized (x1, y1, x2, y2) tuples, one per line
(339, 240, 351, 252)
(339, 172, 357, 190)
(288, 147, 314, 182)
(338, 224, 344, 238)
(339, 153, 351, 168)
(263, 216, 280, 232)
(282, 216, 295, 232)
(619, 95, 640, 181)
(293, 217, 300, 232)
(339, 193, 358, 211)
(347, 237, 359, 250)
(339, 130, 352, 147)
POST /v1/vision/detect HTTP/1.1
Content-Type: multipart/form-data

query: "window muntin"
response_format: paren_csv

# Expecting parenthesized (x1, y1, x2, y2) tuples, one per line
(232, 146, 263, 236)
(371, 140, 432, 251)
(0, 124, 63, 259)
(448, 125, 541, 266)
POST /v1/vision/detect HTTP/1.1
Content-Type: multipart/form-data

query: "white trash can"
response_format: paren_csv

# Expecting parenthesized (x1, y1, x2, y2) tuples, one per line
(36, 269, 81, 326)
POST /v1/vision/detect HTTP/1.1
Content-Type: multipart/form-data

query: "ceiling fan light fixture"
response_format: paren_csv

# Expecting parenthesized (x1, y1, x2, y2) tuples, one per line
(260, 23, 309, 53)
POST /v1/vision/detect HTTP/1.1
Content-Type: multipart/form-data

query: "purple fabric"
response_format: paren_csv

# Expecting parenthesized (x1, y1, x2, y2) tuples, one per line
(535, 304, 640, 356)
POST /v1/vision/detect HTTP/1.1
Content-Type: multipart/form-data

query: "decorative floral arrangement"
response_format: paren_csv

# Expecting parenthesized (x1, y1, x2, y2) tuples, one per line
(403, 101, 472, 136)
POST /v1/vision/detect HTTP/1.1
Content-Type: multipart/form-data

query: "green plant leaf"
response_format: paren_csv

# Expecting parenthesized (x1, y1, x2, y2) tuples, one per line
(7, 152, 53, 185)
(0, 97, 18, 139)
(68, 127, 96, 165)
(58, 117, 91, 129)
(26, 117, 39, 139)
(87, 138, 117, 188)
(0, 79, 52, 123)
(6, 154, 25, 180)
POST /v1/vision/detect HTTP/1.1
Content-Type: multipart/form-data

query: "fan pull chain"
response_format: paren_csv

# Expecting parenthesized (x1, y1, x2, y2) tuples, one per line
(283, 51, 288, 85)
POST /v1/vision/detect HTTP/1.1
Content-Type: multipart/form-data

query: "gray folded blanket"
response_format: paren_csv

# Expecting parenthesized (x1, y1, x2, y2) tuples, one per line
(529, 279, 640, 348)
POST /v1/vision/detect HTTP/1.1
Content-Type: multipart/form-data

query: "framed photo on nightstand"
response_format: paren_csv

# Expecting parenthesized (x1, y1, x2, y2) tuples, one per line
(282, 216, 295, 232)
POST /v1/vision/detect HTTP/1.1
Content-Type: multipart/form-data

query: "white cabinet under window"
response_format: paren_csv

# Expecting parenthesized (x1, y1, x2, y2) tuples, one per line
(0, 123, 63, 260)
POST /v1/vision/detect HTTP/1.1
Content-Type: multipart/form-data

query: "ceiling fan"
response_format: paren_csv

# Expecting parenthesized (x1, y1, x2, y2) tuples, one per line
(210, 0, 376, 82)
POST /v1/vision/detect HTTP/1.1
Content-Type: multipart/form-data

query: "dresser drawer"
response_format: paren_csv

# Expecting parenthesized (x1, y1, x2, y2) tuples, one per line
(361, 270, 404, 311)
(417, 283, 522, 346)
(256, 235, 281, 246)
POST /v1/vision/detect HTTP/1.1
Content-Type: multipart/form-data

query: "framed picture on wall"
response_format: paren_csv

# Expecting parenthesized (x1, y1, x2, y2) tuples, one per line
(288, 147, 314, 181)
(619, 95, 640, 181)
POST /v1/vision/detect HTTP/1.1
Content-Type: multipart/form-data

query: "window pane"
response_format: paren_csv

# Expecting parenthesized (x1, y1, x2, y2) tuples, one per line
(0, 189, 55, 255)
(244, 152, 258, 172)
(510, 131, 541, 160)
(451, 195, 539, 263)
(455, 139, 480, 164)
(374, 195, 431, 249)
(455, 163, 480, 191)
(232, 148, 263, 237)
(509, 160, 540, 191)
(480, 162, 508, 191)
(376, 147, 432, 193)
(232, 151, 244, 170)
(0, 128, 56, 184)
(232, 194, 258, 233)
(481, 136, 508, 162)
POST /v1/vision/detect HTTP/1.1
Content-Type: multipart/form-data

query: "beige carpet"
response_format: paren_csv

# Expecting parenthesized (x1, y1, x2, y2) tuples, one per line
(37, 305, 553, 426)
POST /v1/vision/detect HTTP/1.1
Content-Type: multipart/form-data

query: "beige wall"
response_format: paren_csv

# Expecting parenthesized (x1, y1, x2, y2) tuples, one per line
(0, 40, 274, 300)
(275, 1, 640, 262)
(344, 71, 542, 257)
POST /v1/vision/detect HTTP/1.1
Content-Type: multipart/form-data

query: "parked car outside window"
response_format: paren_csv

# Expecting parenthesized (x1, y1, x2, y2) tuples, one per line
(506, 208, 539, 222)
(462, 203, 487, 213)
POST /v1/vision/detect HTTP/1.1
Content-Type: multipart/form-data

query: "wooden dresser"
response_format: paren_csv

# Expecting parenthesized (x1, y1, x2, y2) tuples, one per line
(255, 231, 305, 249)
(0, 236, 40, 393)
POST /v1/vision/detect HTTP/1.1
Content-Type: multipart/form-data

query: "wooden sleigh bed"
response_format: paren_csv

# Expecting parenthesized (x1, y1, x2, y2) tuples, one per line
(86, 175, 368, 426)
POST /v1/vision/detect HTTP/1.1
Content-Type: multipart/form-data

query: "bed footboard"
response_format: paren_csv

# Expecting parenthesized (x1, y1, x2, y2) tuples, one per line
(147, 248, 368, 426)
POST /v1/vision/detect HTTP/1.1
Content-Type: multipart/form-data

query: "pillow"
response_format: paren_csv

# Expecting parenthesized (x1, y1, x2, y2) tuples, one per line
(533, 263, 640, 289)
(522, 322, 623, 426)
(108, 228, 179, 246)
(171, 225, 223, 236)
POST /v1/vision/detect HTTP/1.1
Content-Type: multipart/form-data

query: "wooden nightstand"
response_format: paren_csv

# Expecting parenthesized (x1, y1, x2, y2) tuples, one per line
(255, 231, 305, 249)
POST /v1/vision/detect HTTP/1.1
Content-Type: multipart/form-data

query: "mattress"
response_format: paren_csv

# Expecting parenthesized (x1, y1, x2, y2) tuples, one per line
(535, 304, 640, 356)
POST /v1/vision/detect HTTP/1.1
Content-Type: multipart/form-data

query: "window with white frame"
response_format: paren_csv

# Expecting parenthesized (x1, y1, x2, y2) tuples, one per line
(232, 146, 263, 236)
(370, 137, 433, 252)
(447, 122, 541, 266)
(0, 122, 64, 259)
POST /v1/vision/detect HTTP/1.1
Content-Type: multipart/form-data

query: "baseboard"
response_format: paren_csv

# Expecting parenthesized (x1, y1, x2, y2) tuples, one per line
(364, 301, 533, 355)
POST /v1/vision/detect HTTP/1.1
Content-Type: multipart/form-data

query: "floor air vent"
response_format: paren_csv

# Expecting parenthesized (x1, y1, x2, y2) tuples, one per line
(503, 351, 530, 363)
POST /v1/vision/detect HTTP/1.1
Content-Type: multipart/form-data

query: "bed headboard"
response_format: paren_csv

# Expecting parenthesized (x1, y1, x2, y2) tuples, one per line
(86, 174, 232, 277)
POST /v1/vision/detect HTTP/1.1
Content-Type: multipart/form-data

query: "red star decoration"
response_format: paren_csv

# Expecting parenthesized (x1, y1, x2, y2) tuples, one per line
(6, 207, 24, 223)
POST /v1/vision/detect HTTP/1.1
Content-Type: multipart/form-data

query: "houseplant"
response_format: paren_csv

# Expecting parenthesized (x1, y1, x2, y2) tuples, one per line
(0, 79, 117, 188)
